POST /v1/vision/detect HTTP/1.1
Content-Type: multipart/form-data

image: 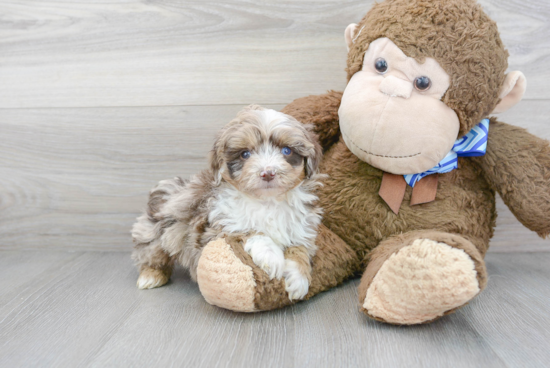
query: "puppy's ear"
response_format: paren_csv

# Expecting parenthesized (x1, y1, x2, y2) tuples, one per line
(240, 104, 265, 113)
(209, 132, 225, 185)
(304, 127, 323, 178)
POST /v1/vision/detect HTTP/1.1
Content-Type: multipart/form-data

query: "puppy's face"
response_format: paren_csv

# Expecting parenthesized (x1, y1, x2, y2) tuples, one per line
(210, 106, 322, 198)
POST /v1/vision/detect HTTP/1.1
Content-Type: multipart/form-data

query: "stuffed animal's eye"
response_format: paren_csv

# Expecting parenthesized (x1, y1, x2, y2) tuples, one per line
(414, 76, 431, 91)
(374, 58, 388, 74)
(281, 147, 292, 156)
(241, 150, 251, 159)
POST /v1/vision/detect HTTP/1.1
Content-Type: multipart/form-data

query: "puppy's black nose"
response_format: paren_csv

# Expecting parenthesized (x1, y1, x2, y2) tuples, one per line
(260, 169, 276, 182)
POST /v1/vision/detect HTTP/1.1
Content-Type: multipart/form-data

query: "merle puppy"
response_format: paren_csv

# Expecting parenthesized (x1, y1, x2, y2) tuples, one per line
(131, 105, 324, 300)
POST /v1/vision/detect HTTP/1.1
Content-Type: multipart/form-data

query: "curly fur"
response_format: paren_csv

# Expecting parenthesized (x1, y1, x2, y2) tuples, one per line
(131, 106, 325, 288)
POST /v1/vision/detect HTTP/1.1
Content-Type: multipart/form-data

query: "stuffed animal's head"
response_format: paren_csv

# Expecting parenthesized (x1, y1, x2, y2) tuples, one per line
(339, 0, 526, 174)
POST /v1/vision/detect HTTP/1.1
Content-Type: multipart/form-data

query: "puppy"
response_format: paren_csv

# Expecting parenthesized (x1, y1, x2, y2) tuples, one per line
(131, 105, 324, 300)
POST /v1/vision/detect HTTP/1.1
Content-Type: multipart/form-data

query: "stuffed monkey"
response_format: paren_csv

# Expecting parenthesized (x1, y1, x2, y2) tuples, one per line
(195, 0, 550, 324)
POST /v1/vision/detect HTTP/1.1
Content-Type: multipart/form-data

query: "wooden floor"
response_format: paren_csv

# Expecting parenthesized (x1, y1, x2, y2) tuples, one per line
(0, 251, 549, 368)
(1, 0, 550, 367)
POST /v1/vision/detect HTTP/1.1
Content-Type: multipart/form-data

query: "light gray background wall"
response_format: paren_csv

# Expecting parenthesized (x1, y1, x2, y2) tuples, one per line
(0, 0, 548, 252)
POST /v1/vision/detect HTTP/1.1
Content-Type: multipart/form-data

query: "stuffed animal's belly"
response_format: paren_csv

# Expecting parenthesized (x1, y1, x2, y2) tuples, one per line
(317, 140, 496, 258)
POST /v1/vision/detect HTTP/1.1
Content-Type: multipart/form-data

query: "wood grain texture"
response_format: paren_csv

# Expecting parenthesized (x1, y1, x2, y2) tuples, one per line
(0, 104, 277, 251)
(0, 251, 549, 367)
(465, 253, 550, 367)
(0, 0, 549, 108)
(0, 102, 549, 251)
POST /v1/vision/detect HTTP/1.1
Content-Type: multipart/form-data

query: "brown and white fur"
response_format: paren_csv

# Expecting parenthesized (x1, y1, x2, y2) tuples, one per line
(131, 105, 324, 300)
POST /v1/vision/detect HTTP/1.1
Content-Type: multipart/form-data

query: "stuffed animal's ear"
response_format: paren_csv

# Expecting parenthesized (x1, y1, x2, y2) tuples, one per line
(345, 23, 358, 52)
(492, 71, 527, 114)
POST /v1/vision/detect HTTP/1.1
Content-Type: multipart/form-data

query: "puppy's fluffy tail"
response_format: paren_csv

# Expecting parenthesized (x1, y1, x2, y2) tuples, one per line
(131, 171, 216, 280)
(131, 177, 189, 272)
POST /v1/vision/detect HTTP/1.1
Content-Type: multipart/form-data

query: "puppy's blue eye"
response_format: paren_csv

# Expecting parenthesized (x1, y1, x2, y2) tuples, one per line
(281, 147, 292, 156)
(241, 151, 251, 159)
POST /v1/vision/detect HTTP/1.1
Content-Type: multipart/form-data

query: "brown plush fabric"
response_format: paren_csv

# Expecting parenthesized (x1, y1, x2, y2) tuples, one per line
(473, 118, 550, 238)
(317, 134, 496, 262)
(281, 91, 343, 151)
(224, 225, 361, 311)
(346, 0, 509, 136)
(307, 225, 363, 296)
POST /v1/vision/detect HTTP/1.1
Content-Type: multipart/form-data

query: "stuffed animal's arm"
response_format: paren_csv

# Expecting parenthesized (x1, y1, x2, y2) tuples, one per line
(473, 118, 550, 238)
(281, 90, 343, 151)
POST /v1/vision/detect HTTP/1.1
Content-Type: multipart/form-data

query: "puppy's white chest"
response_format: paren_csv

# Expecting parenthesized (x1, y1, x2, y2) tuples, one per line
(209, 186, 319, 247)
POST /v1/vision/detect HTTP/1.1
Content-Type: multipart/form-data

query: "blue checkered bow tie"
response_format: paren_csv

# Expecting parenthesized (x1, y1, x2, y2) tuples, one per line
(404, 119, 490, 187)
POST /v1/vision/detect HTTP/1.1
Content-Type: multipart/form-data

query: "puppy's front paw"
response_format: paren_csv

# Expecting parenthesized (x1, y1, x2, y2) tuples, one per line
(283, 259, 310, 300)
(244, 235, 285, 279)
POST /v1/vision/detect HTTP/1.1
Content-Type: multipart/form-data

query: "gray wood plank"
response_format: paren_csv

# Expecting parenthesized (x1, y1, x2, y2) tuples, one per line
(293, 282, 506, 368)
(1, 251, 549, 367)
(0, 102, 549, 252)
(0, 252, 142, 367)
(463, 253, 550, 367)
(0, 104, 284, 251)
(0, 251, 79, 300)
(0, 0, 548, 108)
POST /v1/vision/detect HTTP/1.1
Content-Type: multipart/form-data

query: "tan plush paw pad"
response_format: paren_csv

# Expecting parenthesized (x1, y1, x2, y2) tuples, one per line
(137, 268, 170, 290)
(364, 239, 480, 324)
(197, 238, 257, 312)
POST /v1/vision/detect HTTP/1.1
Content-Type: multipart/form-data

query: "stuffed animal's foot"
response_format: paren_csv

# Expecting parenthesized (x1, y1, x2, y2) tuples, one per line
(196, 237, 258, 312)
(137, 266, 171, 290)
(363, 239, 478, 324)
(359, 231, 487, 325)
